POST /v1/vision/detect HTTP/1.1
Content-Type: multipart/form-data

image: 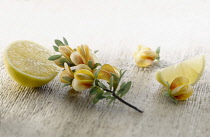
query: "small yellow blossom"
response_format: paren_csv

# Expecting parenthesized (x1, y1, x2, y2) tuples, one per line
(168, 76, 194, 100)
(72, 69, 95, 91)
(70, 45, 98, 66)
(58, 46, 74, 60)
(60, 63, 94, 91)
(134, 45, 159, 67)
(75, 64, 92, 72)
(59, 63, 74, 83)
(98, 64, 120, 81)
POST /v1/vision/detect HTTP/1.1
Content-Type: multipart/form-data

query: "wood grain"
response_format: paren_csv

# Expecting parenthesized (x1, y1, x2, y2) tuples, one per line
(1, 0, 210, 137)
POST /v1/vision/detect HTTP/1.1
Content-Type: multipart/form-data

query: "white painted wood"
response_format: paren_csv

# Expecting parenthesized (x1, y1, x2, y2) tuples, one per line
(1, 0, 210, 137)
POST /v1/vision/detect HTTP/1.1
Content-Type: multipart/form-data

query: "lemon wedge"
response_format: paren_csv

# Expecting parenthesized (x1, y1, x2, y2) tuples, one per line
(156, 55, 205, 87)
(3, 40, 59, 87)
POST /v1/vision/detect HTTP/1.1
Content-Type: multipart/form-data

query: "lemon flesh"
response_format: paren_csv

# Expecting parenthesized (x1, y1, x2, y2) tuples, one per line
(3, 40, 59, 87)
(156, 55, 205, 87)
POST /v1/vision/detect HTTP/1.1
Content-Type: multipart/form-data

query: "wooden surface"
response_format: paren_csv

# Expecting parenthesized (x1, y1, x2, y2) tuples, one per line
(1, 0, 210, 137)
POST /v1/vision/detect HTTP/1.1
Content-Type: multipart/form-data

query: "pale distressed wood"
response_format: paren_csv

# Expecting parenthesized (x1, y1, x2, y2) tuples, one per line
(1, 0, 210, 137)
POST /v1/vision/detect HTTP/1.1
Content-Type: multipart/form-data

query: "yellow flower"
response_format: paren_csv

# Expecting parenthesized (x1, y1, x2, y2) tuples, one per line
(98, 64, 120, 81)
(60, 62, 94, 91)
(134, 45, 158, 67)
(169, 76, 194, 100)
(75, 64, 92, 72)
(58, 46, 74, 60)
(59, 63, 74, 83)
(70, 45, 98, 66)
(72, 69, 95, 91)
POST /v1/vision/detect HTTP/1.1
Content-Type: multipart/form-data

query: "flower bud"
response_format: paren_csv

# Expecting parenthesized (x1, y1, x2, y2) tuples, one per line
(89, 52, 98, 66)
(59, 63, 74, 83)
(134, 45, 158, 67)
(98, 64, 120, 81)
(169, 76, 194, 100)
(58, 46, 74, 60)
(72, 69, 95, 91)
(70, 51, 84, 65)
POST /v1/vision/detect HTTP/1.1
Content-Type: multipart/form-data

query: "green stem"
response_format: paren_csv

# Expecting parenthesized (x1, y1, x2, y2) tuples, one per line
(104, 89, 143, 113)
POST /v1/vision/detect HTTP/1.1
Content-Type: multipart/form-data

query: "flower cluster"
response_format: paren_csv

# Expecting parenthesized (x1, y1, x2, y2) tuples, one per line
(49, 38, 143, 113)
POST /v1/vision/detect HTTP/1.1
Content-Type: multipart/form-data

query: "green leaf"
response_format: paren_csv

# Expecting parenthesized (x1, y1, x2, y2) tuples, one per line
(62, 76, 73, 83)
(156, 56, 160, 60)
(53, 45, 59, 52)
(168, 95, 178, 104)
(120, 82, 126, 89)
(88, 60, 93, 68)
(120, 70, 126, 78)
(156, 47, 160, 60)
(58, 58, 74, 67)
(94, 68, 101, 78)
(164, 91, 170, 97)
(109, 76, 114, 90)
(106, 96, 115, 100)
(156, 46, 160, 54)
(103, 92, 112, 98)
(110, 73, 119, 90)
(93, 79, 99, 86)
(88, 61, 101, 69)
(116, 82, 125, 96)
(98, 82, 108, 90)
(67, 61, 76, 67)
(90, 87, 98, 95)
(166, 82, 170, 91)
(163, 91, 178, 104)
(48, 54, 62, 61)
(55, 39, 65, 46)
(92, 63, 102, 69)
(92, 97, 99, 104)
(120, 69, 123, 75)
(96, 89, 105, 99)
(118, 70, 126, 83)
(94, 50, 99, 54)
(110, 73, 119, 83)
(63, 37, 69, 45)
(108, 97, 116, 105)
(172, 98, 178, 104)
(63, 83, 70, 87)
(92, 89, 105, 104)
(117, 81, 132, 97)
(58, 58, 67, 63)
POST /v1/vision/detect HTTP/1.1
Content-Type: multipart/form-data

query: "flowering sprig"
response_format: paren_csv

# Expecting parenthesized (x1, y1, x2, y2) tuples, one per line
(48, 37, 143, 113)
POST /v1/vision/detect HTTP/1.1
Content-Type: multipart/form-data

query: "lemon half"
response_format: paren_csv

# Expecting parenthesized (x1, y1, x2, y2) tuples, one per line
(3, 40, 59, 87)
(156, 55, 205, 87)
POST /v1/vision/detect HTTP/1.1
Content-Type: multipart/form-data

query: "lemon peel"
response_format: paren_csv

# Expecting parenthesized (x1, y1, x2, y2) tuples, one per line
(156, 55, 205, 87)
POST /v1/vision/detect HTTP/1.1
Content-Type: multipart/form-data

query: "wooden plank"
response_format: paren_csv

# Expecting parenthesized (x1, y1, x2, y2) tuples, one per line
(1, 1, 210, 137)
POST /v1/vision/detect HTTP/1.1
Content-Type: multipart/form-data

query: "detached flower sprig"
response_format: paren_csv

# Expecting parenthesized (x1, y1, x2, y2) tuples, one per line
(163, 76, 193, 104)
(48, 37, 143, 113)
(134, 45, 160, 67)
